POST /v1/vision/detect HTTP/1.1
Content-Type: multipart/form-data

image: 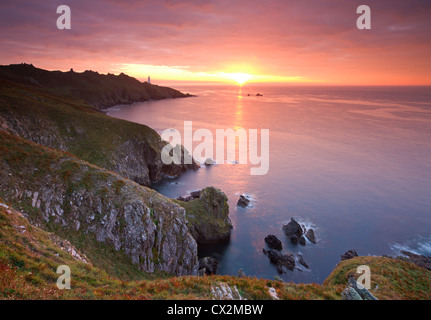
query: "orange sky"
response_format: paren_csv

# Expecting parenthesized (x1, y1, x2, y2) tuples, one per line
(1, 0, 431, 85)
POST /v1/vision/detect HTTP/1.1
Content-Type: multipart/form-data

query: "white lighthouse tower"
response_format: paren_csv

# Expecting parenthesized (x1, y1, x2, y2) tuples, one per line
(148, 76, 151, 84)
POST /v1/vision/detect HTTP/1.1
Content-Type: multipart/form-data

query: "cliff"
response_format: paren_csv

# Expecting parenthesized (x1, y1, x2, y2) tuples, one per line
(1, 196, 430, 300)
(0, 63, 191, 111)
(0, 130, 198, 278)
(0, 78, 198, 187)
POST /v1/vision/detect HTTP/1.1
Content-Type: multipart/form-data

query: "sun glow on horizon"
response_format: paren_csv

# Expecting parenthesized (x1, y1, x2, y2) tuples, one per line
(221, 72, 254, 85)
(114, 63, 305, 85)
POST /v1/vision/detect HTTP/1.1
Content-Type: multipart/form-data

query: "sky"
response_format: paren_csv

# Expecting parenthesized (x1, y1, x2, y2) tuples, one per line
(1, 0, 431, 85)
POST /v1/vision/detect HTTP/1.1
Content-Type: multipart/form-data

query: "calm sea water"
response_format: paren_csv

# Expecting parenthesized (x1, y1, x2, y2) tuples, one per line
(108, 85, 431, 284)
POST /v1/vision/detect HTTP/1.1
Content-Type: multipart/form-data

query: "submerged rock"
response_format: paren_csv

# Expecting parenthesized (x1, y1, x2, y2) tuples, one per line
(265, 235, 283, 250)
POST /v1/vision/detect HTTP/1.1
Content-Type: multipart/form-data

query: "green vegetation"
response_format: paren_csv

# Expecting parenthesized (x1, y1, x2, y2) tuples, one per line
(0, 78, 162, 176)
(2, 201, 430, 300)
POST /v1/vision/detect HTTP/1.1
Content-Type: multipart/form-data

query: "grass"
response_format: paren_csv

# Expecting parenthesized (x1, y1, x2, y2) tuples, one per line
(1, 199, 430, 300)
(0, 78, 164, 182)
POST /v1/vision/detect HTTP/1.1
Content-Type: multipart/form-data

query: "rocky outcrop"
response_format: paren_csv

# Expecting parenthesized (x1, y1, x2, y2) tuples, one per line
(399, 251, 431, 271)
(263, 249, 296, 274)
(0, 131, 199, 276)
(341, 249, 359, 261)
(341, 276, 378, 300)
(177, 187, 233, 245)
(264, 235, 282, 250)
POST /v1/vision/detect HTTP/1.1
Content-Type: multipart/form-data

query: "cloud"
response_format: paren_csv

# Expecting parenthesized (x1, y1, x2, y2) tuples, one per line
(0, 0, 430, 84)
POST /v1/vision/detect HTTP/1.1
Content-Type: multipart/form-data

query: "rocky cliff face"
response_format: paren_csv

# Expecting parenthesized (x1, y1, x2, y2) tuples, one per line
(0, 79, 198, 187)
(0, 131, 199, 276)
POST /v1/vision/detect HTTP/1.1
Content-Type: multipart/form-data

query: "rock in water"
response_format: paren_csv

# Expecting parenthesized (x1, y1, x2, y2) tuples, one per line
(263, 249, 295, 273)
(298, 236, 306, 246)
(204, 158, 214, 166)
(298, 254, 309, 269)
(282, 218, 304, 244)
(341, 249, 359, 261)
(237, 195, 250, 207)
(265, 235, 283, 250)
(199, 257, 218, 275)
(180, 187, 233, 245)
(305, 229, 316, 244)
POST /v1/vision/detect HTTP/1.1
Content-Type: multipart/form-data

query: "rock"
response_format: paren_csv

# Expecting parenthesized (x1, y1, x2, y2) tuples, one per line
(0, 132, 199, 276)
(264, 235, 282, 250)
(190, 190, 201, 199)
(237, 268, 246, 278)
(237, 195, 250, 208)
(298, 254, 309, 269)
(268, 287, 279, 300)
(282, 218, 303, 244)
(263, 249, 295, 273)
(399, 251, 431, 271)
(298, 236, 306, 246)
(204, 158, 214, 166)
(181, 187, 233, 245)
(305, 229, 316, 244)
(211, 282, 245, 300)
(176, 195, 193, 202)
(342, 276, 378, 300)
(341, 286, 363, 300)
(341, 249, 359, 261)
(198, 256, 218, 275)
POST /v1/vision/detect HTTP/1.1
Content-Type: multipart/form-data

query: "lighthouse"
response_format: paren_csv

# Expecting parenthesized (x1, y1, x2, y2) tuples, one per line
(148, 76, 151, 84)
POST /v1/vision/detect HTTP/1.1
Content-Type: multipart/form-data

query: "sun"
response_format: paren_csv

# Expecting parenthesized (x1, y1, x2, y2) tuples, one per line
(223, 73, 254, 85)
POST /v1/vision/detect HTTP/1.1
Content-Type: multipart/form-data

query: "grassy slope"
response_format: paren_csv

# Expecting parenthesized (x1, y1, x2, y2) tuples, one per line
(0, 130, 184, 281)
(1, 199, 430, 300)
(0, 79, 161, 171)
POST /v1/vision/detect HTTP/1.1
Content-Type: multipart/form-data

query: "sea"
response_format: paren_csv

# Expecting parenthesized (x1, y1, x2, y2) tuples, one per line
(107, 84, 431, 284)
